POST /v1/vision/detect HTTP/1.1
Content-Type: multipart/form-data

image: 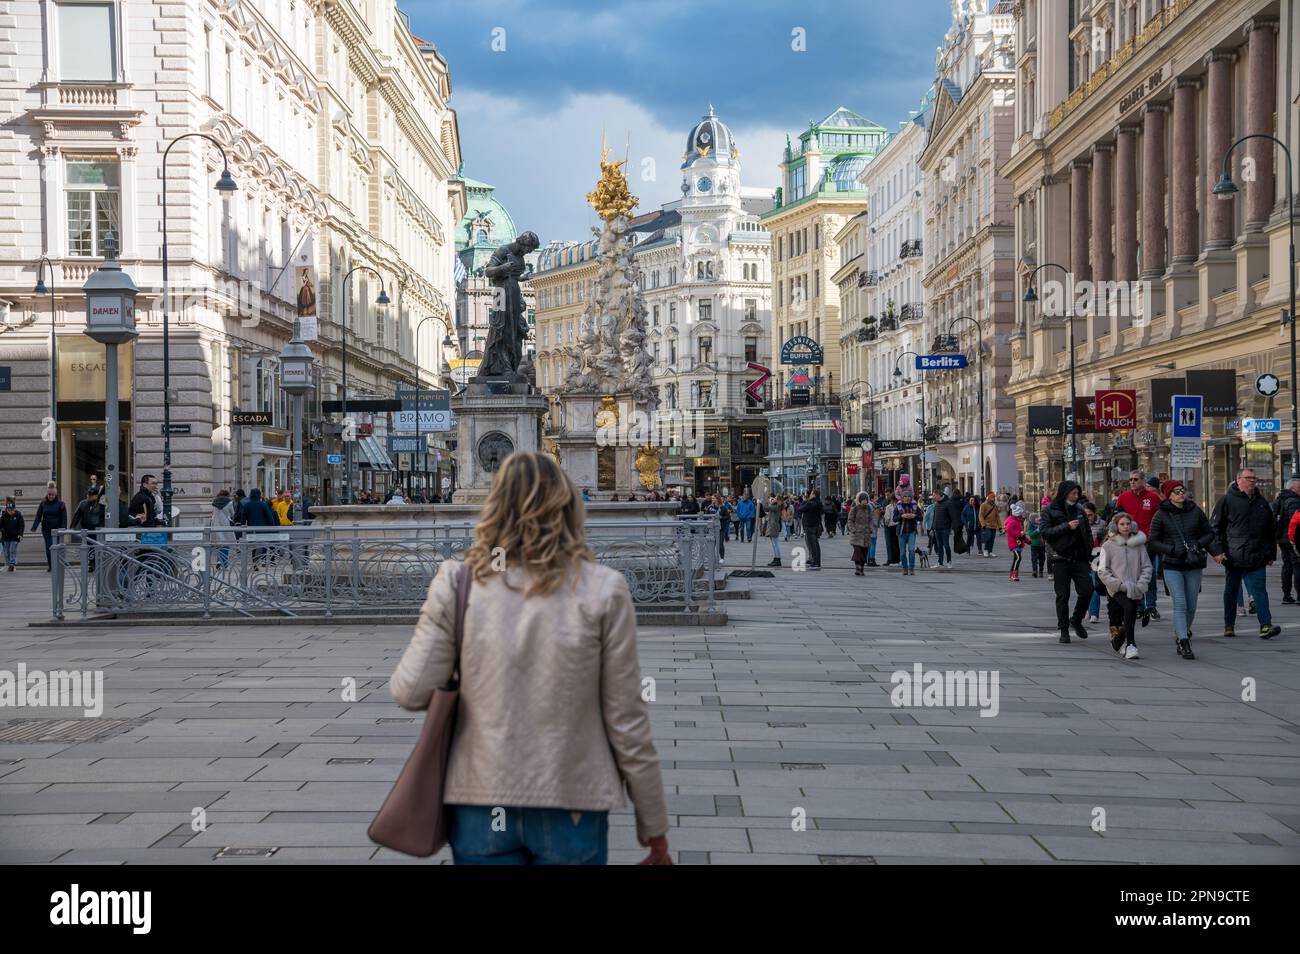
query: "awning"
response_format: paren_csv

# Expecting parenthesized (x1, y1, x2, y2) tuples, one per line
(367, 435, 396, 471)
(355, 437, 378, 468)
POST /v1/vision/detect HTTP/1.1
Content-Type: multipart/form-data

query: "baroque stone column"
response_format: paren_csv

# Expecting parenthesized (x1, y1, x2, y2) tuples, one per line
(1091, 143, 1115, 344)
(1115, 125, 1140, 282)
(1243, 17, 1279, 231)
(1140, 102, 1169, 281)
(1203, 51, 1237, 251)
(1170, 78, 1200, 265)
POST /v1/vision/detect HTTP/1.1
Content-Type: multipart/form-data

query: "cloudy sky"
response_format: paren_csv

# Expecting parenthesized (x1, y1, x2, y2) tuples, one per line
(404, 0, 955, 241)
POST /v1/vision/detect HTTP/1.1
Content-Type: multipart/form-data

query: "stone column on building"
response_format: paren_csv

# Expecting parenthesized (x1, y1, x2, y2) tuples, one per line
(1166, 78, 1201, 322)
(1090, 143, 1114, 344)
(1139, 103, 1169, 327)
(1243, 18, 1278, 232)
(1199, 50, 1238, 326)
(1070, 159, 1093, 354)
(1115, 125, 1140, 283)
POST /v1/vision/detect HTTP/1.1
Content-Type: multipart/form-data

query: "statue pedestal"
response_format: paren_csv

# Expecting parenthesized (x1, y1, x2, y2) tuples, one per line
(451, 384, 549, 504)
(552, 390, 662, 499)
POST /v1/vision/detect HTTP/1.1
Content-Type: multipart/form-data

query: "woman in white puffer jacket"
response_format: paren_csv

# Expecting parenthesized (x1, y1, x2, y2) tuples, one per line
(1096, 513, 1153, 660)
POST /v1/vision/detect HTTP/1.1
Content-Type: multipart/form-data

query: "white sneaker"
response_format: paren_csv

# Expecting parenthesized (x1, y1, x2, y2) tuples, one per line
(1124, 644, 1140, 660)
(1087, 615, 1099, 624)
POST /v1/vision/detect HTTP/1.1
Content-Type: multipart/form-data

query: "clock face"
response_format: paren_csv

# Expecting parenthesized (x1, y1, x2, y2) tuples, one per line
(681, 179, 690, 195)
(698, 129, 712, 147)
(697, 176, 712, 193)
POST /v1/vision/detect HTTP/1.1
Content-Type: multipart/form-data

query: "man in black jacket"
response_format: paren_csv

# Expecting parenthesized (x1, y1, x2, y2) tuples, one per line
(1211, 468, 1280, 639)
(800, 489, 825, 570)
(129, 475, 161, 528)
(1272, 476, 1300, 604)
(1039, 480, 1094, 643)
(933, 487, 962, 567)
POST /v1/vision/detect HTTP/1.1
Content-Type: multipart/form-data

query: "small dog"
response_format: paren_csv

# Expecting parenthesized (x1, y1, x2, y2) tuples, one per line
(915, 547, 930, 569)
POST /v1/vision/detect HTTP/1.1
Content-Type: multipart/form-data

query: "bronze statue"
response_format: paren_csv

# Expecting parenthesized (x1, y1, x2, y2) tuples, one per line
(476, 230, 540, 382)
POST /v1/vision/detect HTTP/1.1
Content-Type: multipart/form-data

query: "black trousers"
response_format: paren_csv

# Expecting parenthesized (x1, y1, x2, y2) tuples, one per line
(884, 526, 900, 564)
(804, 528, 822, 567)
(1282, 542, 1296, 598)
(1109, 591, 1139, 646)
(1051, 560, 1094, 631)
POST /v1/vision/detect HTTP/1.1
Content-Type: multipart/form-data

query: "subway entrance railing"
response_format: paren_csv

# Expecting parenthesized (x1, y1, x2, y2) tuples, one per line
(49, 518, 720, 621)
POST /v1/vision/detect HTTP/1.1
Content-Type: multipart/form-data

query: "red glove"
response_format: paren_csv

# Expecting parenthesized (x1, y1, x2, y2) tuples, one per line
(638, 834, 671, 865)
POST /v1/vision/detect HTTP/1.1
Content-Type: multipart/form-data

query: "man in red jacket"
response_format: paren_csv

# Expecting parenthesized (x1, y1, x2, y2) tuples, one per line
(1118, 470, 1163, 622)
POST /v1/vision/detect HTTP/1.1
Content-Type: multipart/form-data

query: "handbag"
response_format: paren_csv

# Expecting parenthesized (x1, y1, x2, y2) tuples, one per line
(954, 532, 969, 554)
(368, 561, 473, 857)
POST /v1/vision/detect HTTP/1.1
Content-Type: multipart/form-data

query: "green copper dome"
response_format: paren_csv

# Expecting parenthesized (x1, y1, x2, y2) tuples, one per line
(456, 177, 518, 252)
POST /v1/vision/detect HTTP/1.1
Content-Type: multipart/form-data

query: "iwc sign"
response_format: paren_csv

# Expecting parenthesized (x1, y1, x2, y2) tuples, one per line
(476, 431, 515, 472)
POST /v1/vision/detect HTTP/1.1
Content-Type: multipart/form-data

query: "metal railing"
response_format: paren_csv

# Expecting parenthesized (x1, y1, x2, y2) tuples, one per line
(49, 518, 720, 621)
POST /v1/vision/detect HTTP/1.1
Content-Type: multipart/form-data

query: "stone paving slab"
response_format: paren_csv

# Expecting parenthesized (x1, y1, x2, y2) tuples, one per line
(3, 538, 1299, 864)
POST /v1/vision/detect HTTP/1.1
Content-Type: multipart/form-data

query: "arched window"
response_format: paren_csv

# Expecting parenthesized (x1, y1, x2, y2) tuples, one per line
(476, 229, 488, 244)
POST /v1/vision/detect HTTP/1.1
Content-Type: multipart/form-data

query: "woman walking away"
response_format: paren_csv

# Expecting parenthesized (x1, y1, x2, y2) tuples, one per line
(1005, 504, 1028, 581)
(1027, 512, 1046, 578)
(838, 498, 850, 536)
(1150, 480, 1218, 659)
(1096, 513, 1152, 660)
(389, 451, 670, 865)
(895, 486, 921, 576)
(883, 491, 901, 566)
(1084, 501, 1107, 622)
(765, 494, 783, 568)
(848, 492, 874, 576)
(781, 496, 794, 541)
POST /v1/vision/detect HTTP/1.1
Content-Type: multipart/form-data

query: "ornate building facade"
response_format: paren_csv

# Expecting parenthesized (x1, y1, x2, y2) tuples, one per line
(0, 0, 462, 536)
(762, 107, 887, 495)
(534, 109, 774, 496)
(919, 0, 1020, 495)
(1003, 0, 1299, 506)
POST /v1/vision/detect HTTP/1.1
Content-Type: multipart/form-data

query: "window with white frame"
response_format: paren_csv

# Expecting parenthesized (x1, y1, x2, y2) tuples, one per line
(57, 2, 116, 81)
(65, 157, 120, 257)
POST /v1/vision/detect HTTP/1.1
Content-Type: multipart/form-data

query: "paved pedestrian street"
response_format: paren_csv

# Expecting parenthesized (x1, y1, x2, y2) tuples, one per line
(2, 535, 1298, 865)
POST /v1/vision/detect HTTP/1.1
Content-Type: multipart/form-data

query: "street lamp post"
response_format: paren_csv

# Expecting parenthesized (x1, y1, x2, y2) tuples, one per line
(33, 257, 58, 484)
(338, 266, 390, 503)
(82, 234, 137, 530)
(1214, 135, 1297, 479)
(894, 351, 929, 493)
(948, 316, 985, 496)
(1023, 262, 1078, 480)
(414, 314, 454, 499)
(161, 133, 237, 524)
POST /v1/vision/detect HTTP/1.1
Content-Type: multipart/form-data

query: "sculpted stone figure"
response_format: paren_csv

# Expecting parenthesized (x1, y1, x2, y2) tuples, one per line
(476, 230, 540, 382)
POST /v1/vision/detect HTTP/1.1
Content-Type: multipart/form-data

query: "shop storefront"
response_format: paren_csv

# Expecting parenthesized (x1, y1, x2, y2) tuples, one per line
(56, 334, 134, 503)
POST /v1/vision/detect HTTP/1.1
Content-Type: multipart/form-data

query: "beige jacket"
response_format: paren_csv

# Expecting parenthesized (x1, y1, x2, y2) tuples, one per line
(389, 560, 669, 841)
(1097, 531, 1153, 599)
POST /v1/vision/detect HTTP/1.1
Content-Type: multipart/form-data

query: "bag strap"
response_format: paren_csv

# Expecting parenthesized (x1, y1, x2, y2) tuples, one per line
(447, 561, 473, 689)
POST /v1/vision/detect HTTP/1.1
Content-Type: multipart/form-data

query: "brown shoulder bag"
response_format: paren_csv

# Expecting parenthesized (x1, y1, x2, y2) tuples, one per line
(368, 561, 473, 856)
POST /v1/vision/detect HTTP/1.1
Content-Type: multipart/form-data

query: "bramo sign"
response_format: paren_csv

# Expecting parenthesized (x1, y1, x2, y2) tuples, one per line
(916, 354, 968, 371)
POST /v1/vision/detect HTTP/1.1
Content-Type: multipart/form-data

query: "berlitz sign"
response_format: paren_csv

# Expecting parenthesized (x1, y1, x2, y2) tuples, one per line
(916, 354, 967, 370)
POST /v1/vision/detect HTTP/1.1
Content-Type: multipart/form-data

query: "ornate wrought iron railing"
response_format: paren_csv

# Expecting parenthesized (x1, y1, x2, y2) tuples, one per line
(49, 519, 719, 621)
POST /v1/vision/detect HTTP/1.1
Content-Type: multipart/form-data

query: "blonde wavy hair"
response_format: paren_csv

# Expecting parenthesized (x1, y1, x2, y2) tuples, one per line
(463, 451, 593, 596)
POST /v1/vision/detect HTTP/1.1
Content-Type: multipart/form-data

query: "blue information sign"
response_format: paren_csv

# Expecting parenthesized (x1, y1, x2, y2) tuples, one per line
(387, 434, 428, 454)
(1171, 394, 1202, 438)
(1242, 418, 1282, 433)
(327, 454, 342, 465)
(916, 354, 968, 370)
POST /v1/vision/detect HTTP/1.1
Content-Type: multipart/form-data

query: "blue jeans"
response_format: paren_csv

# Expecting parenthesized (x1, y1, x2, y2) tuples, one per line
(770, 537, 781, 560)
(2, 539, 17, 567)
(1088, 572, 1102, 618)
(448, 804, 609, 865)
(1163, 567, 1201, 641)
(1223, 566, 1270, 628)
(934, 528, 952, 565)
(1143, 552, 1160, 610)
(741, 518, 755, 541)
(867, 531, 877, 562)
(900, 531, 917, 569)
(980, 527, 996, 555)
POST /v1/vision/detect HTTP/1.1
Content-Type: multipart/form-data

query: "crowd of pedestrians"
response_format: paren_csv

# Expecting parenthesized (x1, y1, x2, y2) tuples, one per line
(663, 466, 1290, 665)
